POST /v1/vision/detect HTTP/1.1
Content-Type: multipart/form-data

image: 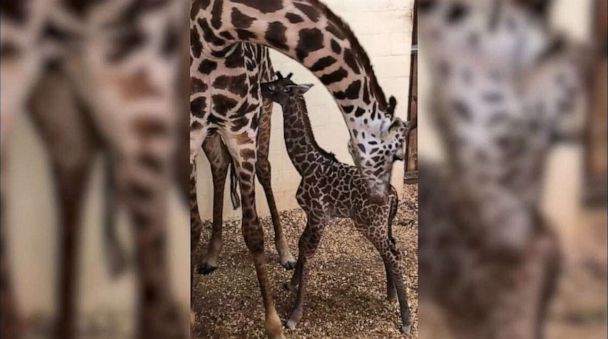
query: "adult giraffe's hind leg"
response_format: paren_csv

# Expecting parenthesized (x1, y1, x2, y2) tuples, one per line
(223, 132, 284, 339)
(197, 134, 231, 275)
(256, 99, 296, 270)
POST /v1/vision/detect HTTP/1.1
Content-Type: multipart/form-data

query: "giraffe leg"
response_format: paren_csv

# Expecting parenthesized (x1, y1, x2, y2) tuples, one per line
(28, 67, 100, 339)
(102, 157, 129, 278)
(385, 189, 399, 302)
(190, 160, 203, 263)
(285, 215, 325, 330)
(256, 105, 295, 270)
(384, 261, 397, 302)
(223, 133, 284, 339)
(283, 259, 302, 293)
(50, 159, 94, 339)
(68, 42, 187, 339)
(197, 134, 230, 275)
(361, 224, 412, 334)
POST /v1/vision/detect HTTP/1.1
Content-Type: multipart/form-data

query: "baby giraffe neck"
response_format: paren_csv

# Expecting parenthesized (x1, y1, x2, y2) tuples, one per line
(281, 96, 329, 174)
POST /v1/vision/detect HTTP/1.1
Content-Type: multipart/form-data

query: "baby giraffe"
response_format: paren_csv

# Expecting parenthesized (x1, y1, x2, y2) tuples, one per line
(261, 73, 412, 334)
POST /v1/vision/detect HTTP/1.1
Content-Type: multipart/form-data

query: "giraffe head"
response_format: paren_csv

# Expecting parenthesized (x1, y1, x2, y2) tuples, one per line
(260, 72, 313, 105)
(347, 98, 409, 169)
(419, 0, 556, 71)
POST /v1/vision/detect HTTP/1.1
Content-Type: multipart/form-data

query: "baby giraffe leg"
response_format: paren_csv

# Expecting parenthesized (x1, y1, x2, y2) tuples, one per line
(198, 134, 230, 274)
(385, 190, 399, 301)
(362, 222, 411, 335)
(384, 261, 397, 301)
(286, 216, 325, 330)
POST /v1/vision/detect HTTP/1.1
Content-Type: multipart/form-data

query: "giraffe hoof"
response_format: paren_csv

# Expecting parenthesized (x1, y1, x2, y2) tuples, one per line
(281, 260, 296, 270)
(282, 282, 297, 293)
(197, 263, 218, 275)
(285, 319, 298, 330)
(400, 324, 411, 335)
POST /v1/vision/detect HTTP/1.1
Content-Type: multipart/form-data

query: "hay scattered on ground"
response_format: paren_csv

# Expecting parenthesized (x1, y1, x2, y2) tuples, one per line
(193, 185, 418, 338)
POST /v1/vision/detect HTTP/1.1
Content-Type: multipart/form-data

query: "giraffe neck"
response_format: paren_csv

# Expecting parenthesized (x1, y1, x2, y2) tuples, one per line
(280, 96, 331, 174)
(192, 0, 393, 148)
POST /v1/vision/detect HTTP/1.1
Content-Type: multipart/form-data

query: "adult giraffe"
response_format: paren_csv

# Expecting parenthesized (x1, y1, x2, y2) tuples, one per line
(190, 0, 409, 337)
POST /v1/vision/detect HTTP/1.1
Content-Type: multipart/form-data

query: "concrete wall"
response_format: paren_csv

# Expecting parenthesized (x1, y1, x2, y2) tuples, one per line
(196, 0, 416, 220)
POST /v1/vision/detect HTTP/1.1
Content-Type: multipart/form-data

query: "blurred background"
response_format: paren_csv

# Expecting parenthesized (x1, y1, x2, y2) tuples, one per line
(1, 1, 189, 338)
(417, 0, 606, 338)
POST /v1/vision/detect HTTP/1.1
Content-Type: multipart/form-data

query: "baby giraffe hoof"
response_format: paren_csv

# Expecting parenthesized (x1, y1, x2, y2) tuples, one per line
(285, 319, 298, 330)
(400, 324, 411, 335)
(281, 259, 296, 270)
(197, 263, 218, 275)
(282, 282, 297, 293)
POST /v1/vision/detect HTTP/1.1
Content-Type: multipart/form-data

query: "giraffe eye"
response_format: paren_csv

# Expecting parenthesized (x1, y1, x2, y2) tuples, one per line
(268, 85, 275, 91)
(282, 87, 290, 93)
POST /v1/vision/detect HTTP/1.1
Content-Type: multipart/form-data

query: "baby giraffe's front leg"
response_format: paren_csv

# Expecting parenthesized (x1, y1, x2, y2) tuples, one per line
(286, 215, 326, 330)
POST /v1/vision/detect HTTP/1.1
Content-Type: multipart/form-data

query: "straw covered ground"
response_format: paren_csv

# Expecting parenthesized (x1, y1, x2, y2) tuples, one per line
(192, 184, 419, 338)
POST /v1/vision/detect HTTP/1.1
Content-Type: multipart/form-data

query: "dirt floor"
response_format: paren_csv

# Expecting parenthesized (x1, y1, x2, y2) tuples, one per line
(192, 184, 419, 338)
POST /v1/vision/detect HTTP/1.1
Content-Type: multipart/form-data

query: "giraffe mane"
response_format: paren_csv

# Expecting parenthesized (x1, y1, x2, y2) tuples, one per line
(306, 0, 390, 114)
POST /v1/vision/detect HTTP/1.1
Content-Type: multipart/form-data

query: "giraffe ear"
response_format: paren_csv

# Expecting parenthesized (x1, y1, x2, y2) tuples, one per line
(294, 83, 313, 95)
(387, 96, 397, 117)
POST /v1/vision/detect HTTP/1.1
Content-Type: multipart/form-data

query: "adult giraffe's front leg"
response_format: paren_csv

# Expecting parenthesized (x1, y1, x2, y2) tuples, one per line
(256, 99, 296, 270)
(71, 22, 188, 339)
(223, 131, 284, 339)
(198, 134, 231, 275)
(28, 68, 99, 339)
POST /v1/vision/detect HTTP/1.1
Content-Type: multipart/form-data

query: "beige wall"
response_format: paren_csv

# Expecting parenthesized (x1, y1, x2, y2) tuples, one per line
(196, 0, 416, 220)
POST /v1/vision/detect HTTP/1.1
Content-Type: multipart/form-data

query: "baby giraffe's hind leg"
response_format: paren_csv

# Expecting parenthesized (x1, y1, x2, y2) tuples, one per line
(360, 221, 412, 335)
(198, 134, 231, 275)
(256, 101, 296, 270)
(385, 189, 399, 301)
(384, 261, 397, 302)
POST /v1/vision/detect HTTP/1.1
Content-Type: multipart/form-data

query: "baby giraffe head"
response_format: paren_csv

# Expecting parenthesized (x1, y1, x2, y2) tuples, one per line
(261, 72, 313, 106)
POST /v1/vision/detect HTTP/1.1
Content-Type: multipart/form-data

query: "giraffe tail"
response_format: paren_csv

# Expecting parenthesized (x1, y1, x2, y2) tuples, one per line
(229, 161, 241, 210)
